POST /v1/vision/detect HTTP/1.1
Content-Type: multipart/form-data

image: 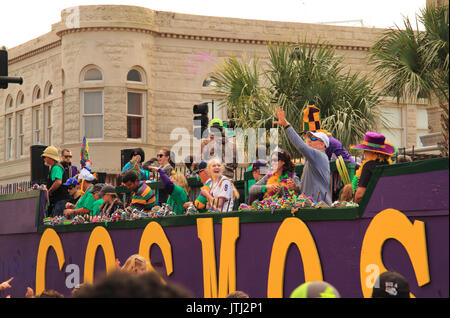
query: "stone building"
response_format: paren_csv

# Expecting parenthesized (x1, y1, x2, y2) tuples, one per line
(0, 5, 440, 185)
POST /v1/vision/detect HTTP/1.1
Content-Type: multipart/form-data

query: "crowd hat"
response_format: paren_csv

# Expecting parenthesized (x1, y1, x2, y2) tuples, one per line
(98, 184, 117, 197)
(251, 159, 269, 172)
(41, 146, 60, 161)
(308, 131, 330, 148)
(63, 177, 78, 187)
(372, 271, 410, 298)
(351, 132, 396, 156)
(290, 281, 341, 298)
(210, 118, 223, 127)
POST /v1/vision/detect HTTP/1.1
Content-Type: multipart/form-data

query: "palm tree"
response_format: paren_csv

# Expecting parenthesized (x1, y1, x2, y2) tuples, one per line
(369, 3, 449, 156)
(211, 40, 381, 158)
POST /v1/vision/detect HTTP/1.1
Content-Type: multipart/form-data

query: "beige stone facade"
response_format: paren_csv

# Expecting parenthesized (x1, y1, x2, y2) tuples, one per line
(0, 5, 438, 185)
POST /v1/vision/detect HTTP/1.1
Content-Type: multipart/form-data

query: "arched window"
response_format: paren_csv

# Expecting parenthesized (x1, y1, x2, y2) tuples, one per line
(5, 94, 13, 110)
(127, 69, 142, 82)
(83, 67, 103, 81)
(33, 86, 41, 102)
(45, 82, 53, 98)
(16, 91, 24, 106)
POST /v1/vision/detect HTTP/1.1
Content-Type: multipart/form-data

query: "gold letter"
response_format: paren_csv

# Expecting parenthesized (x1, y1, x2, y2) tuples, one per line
(360, 209, 430, 298)
(197, 217, 240, 298)
(267, 217, 323, 298)
(138, 221, 173, 276)
(36, 228, 65, 295)
(84, 226, 116, 284)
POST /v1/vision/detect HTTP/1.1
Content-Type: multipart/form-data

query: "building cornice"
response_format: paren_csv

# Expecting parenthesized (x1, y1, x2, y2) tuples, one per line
(9, 25, 369, 65)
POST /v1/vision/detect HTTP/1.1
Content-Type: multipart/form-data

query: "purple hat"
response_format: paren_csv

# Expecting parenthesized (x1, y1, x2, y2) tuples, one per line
(351, 132, 397, 156)
(251, 159, 269, 172)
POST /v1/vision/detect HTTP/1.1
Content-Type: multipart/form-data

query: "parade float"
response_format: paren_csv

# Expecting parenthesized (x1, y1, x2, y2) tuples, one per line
(0, 157, 448, 298)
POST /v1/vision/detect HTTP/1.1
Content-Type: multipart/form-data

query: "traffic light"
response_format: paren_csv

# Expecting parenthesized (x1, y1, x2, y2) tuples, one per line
(0, 49, 7, 89)
(193, 102, 209, 139)
(0, 48, 23, 89)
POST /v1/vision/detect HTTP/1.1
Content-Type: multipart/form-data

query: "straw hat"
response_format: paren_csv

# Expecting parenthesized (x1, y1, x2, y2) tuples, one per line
(41, 146, 59, 161)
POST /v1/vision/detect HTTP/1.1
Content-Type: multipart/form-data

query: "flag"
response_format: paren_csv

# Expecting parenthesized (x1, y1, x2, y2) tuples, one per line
(80, 137, 89, 169)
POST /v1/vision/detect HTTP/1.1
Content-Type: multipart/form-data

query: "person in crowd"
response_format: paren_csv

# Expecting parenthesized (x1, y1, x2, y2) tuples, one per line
(25, 287, 64, 298)
(274, 108, 332, 205)
(121, 254, 149, 275)
(182, 161, 210, 212)
(0, 277, 13, 291)
(201, 119, 237, 179)
(249, 149, 300, 204)
(97, 184, 124, 217)
(324, 133, 358, 167)
(73, 270, 192, 298)
(63, 178, 83, 209)
(290, 281, 341, 298)
(156, 148, 176, 204)
(148, 166, 189, 215)
(142, 157, 159, 180)
(63, 172, 96, 217)
(247, 159, 269, 204)
(60, 149, 79, 182)
(122, 171, 156, 211)
(122, 148, 150, 180)
(41, 145, 70, 217)
(227, 290, 250, 298)
(184, 155, 199, 178)
(351, 132, 396, 204)
(371, 271, 410, 298)
(91, 183, 105, 217)
(52, 177, 81, 216)
(201, 158, 239, 212)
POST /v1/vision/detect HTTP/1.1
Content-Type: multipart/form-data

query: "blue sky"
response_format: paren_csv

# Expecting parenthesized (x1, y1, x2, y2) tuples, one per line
(1, 0, 426, 49)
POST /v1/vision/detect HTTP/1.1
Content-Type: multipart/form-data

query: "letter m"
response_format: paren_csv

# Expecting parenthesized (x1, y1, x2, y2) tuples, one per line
(197, 217, 239, 298)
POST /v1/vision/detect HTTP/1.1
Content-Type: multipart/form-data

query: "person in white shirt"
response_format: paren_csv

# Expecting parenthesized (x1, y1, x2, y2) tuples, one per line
(201, 157, 239, 212)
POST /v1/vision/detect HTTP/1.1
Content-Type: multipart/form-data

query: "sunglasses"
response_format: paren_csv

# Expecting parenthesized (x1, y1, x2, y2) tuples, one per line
(309, 136, 319, 142)
(64, 155, 72, 158)
(157, 154, 165, 158)
(271, 158, 280, 162)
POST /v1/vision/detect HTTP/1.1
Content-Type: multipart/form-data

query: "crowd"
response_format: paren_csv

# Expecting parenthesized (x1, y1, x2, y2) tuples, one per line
(0, 265, 411, 298)
(39, 106, 397, 225)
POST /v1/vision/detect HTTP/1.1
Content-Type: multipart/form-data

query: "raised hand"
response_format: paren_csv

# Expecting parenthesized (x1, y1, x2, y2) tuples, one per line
(273, 107, 289, 127)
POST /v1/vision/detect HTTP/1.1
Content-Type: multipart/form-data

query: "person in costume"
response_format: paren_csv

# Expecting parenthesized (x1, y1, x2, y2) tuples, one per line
(183, 161, 210, 212)
(41, 146, 70, 217)
(246, 159, 269, 204)
(63, 170, 97, 217)
(147, 166, 189, 215)
(249, 149, 300, 204)
(156, 148, 175, 204)
(350, 132, 396, 204)
(121, 148, 150, 180)
(122, 170, 156, 211)
(97, 184, 124, 218)
(275, 107, 332, 205)
(201, 158, 239, 212)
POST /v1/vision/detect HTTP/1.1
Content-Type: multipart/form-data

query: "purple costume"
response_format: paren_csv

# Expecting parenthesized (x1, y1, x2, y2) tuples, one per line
(325, 136, 357, 165)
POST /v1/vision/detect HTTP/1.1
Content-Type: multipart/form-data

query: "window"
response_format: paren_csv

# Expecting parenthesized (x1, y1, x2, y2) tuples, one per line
(84, 68, 103, 81)
(32, 107, 41, 144)
(33, 86, 41, 102)
(380, 107, 404, 148)
(44, 103, 53, 145)
(16, 91, 24, 106)
(5, 115, 13, 160)
(127, 92, 144, 139)
(416, 108, 429, 147)
(16, 112, 24, 157)
(5, 95, 13, 110)
(45, 82, 53, 98)
(127, 69, 142, 82)
(82, 90, 103, 139)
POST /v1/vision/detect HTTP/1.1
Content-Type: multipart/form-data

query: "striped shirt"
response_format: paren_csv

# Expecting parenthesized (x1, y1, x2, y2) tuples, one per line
(130, 181, 156, 211)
